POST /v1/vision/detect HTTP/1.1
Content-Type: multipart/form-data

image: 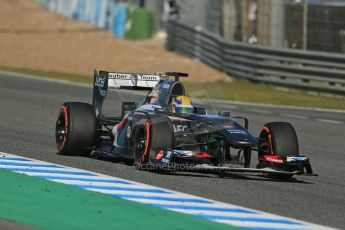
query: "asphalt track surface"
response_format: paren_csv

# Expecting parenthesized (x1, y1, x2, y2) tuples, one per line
(0, 73, 344, 229)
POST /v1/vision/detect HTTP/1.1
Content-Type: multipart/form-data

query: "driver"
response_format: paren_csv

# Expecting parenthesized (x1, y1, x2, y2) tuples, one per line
(171, 96, 194, 113)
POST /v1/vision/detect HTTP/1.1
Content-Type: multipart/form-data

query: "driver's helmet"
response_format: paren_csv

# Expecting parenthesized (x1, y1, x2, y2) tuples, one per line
(171, 96, 194, 113)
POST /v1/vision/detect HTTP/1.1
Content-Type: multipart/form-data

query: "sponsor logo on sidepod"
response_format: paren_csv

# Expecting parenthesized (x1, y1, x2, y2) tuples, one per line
(174, 124, 188, 132)
(227, 129, 247, 134)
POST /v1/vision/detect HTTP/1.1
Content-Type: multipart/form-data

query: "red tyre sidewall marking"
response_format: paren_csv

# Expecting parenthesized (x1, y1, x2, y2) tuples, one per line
(141, 122, 150, 163)
(261, 126, 274, 155)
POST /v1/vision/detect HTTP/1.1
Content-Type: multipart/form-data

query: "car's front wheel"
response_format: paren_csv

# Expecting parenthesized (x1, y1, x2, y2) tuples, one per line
(132, 116, 174, 170)
(257, 122, 299, 179)
(133, 122, 150, 169)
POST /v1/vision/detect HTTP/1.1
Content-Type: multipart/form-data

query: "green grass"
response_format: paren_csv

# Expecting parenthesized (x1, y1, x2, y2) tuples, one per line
(0, 168, 240, 230)
(1, 65, 344, 110)
(185, 80, 345, 110)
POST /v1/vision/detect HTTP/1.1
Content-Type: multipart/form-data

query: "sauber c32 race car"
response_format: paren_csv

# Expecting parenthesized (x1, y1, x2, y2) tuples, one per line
(55, 70, 316, 180)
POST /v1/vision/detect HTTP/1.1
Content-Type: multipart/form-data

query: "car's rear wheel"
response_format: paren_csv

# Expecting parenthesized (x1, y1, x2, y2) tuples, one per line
(258, 122, 299, 179)
(55, 102, 97, 156)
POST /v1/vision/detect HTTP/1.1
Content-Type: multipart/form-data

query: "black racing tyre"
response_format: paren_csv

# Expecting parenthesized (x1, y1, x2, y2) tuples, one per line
(258, 122, 299, 157)
(150, 116, 174, 151)
(133, 116, 173, 170)
(55, 102, 96, 156)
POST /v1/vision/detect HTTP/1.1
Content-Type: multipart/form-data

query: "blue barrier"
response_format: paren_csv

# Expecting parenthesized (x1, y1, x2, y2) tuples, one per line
(104, 0, 112, 30)
(97, 0, 109, 28)
(90, 0, 97, 25)
(48, 0, 57, 12)
(63, 0, 69, 17)
(67, 0, 76, 18)
(41, 0, 49, 7)
(57, 0, 63, 14)
(73, 0, 81, 19)
(77, 0, 86, 21)
(83, 0, 91, 23)
(111, 3, 127, 38)
(40, 0, 129, 38)
(95, 0, 101, 26)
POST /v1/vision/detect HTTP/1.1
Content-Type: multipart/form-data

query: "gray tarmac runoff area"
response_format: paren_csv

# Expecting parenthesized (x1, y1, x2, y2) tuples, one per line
(0, 72, 344, 229)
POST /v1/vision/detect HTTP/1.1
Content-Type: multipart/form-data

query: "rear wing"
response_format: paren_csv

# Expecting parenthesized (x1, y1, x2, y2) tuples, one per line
(92, 70, 188, 117)
(108, 72, 165, 89)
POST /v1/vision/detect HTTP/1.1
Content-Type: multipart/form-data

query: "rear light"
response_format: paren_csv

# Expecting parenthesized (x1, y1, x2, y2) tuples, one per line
(155, 150, 164, 160)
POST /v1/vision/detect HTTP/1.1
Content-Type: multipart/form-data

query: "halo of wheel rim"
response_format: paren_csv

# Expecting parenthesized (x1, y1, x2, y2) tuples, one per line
(56, 111, 67, 150)
(134, 129, 146, 163)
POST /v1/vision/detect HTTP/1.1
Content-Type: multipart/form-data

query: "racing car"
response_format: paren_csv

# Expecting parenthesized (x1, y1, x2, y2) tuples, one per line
(55, 70, 316, 179)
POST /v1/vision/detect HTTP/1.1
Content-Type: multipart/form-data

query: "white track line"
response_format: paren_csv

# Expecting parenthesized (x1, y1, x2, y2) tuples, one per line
(216, 220, 311, 229)
(282, 114, 308, 120)
(0, 152, 337, 230)
(246, 109, 272, 114)
(316, 119, 343, 124)
(206, 98, 345, 114)
(165, 209, 293, 219)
